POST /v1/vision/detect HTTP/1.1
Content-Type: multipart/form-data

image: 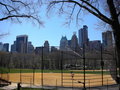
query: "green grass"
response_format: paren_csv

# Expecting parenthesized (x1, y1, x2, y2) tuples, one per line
(0, 67, 110, 75)
(0, 67, 9, 73)
(14, 87, 56, 90)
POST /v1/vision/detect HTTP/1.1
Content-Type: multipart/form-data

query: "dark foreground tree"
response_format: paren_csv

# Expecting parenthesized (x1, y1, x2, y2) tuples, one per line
(47, 0, 120, 84)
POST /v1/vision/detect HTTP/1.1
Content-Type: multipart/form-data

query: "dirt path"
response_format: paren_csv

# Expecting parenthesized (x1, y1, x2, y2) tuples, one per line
(5, 73, 116, 88)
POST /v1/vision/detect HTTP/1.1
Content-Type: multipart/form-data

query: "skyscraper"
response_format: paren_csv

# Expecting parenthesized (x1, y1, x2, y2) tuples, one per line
(44, 40, 49, 53)
(11, 41, 16, 53)
(102, 31, 113, 49)
(0, 42, 9, 52)
(16, 35, 28, 53)
(0, 42, 3, 51)
(3, 43, 9, 52)
(28, 42, 34, 53)
(89, 40, 101, 51)
(78, 25, 89, 47)
(60, 36, 68, 51)
(70, 32, 79, 51)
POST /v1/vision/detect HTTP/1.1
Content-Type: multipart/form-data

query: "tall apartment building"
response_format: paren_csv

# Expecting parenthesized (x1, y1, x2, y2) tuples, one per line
(0, 42, 9, 52)
(0, 42, 3, 51)
(60, 36, 68, 51)
(28, 42, 34, 53)
(3, 43, 9, 52)
(70, 32, 79, 52)
(78, 25, 89, 48)
(16, 35, 28, 53)
(11, 41, 17, 53)
(102, 31, 113, 49)
(89, 40, 101, 51)
(44, 40, 49, 53)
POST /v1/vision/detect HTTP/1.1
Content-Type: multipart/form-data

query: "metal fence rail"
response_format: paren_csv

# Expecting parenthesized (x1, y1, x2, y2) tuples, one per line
(0, 46, 119, 89)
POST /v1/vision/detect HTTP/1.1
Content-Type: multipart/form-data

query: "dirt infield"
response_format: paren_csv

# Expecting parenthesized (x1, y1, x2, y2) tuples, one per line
(2, 73, 115, 88)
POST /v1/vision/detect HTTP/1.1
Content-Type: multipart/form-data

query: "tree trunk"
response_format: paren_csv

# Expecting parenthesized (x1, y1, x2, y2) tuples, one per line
(107, 0, 120, 84)
(111, 22, 120, 84)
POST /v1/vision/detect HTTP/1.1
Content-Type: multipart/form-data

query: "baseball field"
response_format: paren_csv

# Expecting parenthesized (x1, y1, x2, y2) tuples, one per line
(0, 69, 116, 88)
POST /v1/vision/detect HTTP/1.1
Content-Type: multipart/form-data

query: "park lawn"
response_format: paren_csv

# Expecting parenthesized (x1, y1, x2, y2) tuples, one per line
(14, 87, 56, 90)
(0, 67, 110, 75)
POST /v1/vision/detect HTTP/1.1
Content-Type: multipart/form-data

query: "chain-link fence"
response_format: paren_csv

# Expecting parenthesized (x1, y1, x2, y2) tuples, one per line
(0, 46, 119, 89)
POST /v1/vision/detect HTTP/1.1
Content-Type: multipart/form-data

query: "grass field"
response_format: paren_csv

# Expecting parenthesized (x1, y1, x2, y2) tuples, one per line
(0, 68, 110, 74)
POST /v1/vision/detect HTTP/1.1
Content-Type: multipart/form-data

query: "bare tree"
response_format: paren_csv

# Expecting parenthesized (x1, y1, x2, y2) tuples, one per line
(47, 0, 120, 84)
(0, 0, 43, 25)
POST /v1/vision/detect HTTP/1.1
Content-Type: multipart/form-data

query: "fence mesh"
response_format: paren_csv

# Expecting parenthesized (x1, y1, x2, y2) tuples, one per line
(0, 46, 119, 89)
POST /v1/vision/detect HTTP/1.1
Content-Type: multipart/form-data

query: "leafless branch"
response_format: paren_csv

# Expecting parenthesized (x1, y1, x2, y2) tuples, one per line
(76, 2, 83, 26)
(0, 0, 43, 26)
(0, 15, 43, 25)
(59, 2, 64, 13)
(0, 2, 19, 14)
(49, 0, 113, 25)
(10, 0, 29, 7)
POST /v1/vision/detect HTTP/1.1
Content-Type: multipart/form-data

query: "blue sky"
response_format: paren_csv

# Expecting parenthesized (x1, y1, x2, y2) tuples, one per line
(0, 6, 103, 48)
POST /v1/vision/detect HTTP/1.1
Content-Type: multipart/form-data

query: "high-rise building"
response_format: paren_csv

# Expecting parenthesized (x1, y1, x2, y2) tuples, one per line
(70, 32, 79, 52)
(51, 46, 58, 52)
(89, 40, 101, 51)
(43, 40, 49, 53)
(60, 36, 68, 51)
(0, 42, 9, 52)
(78, 25, 89, 47)
(11, 41, 17, 53)
(3, 43, 9, 52)
(34, 47, 43, 54)
(0, 42, 3, 51)
(102, 31, 113, 49)
(28, 42, 34, 53)
(16, 35, 28, 53)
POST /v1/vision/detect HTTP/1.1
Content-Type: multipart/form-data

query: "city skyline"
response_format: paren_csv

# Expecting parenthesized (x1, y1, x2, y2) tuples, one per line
(0, 27, 113, 53)
(1, 25, 102, 51)
(1, 23, 103, 47)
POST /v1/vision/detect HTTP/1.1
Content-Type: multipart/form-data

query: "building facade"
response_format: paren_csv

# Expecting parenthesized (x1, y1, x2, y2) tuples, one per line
(102, 31, 113, 49)
(70, 32, 79, 52)
(89, 40, 101, 51)
(60, 36, 68, 51)
(43, 40, 49, 53)
(78, 25, 89, 48)
(28, 42, 34, 53)
(0, 42, 3, 51)
(11, 41, 16, 53)
(3, 43, 9, 52)
(16, 35, 28, 53)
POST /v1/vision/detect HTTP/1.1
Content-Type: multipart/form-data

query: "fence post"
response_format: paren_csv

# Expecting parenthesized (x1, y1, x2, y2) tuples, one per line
(107, 79, 108, 90)
(101, 44, 104, 86)
(89, 79, 90, 90)
(83, 43, 86, 90)
(33, 68, 35, 85)
(20, 60, 22, 83)
(56, 79, 57, 89)
(41, 46, 44, 87)
(61, 51, 63, 87)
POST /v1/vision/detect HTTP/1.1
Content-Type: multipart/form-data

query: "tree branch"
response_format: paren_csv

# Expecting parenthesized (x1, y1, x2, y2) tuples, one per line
(0, 15, 43, 25)
(10, 0, 28, 7)
(50, 0, 113, 25)
(0, 2, 19, 14)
